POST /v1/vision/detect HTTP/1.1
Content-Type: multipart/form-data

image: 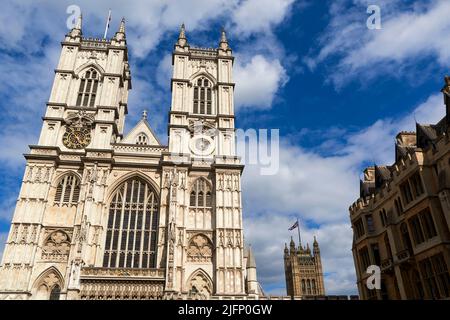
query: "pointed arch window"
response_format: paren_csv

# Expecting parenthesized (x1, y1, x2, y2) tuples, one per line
(34, 269, 63, 300)
(193, 77, 213, 115)
(103, 178, 159, 269)
(190, 178, 212, 208)
(76, 68, 100, 107)
(54, 174, 81, 206)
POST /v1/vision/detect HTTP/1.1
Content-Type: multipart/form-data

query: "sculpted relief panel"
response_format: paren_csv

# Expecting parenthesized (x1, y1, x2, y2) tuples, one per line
(186, 234, 213, 263)
(42, 230, 71, 261)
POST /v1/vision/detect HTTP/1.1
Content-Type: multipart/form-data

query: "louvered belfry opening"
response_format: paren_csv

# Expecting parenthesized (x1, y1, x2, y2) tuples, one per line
(76, 68, 100, 107)
(54, 175, 81, 206)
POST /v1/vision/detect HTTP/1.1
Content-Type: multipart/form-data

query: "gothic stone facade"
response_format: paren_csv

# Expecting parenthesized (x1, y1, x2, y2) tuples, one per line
(284, 237, 325, 298)
(0, 17, 261, 300)
(349, 78, 450, 300)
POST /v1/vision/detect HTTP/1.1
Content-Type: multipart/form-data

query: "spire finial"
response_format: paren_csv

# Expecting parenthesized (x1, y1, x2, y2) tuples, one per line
(179, 23, 186, 39)
(219, 27, 229, 50)
(176, 23, 188, 47)
(313, 236, 320, 254)
(68, 13, 82, 38)
(220, 27, 228, 43)
(142, 110, 148, 120)
(119, 17, 126, 33)
(75, 13, 82, 30)
(113, 17, 126, 42)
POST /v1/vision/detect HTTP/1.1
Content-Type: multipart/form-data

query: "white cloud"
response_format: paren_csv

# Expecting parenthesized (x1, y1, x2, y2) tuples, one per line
(307, 0, 450, 87)
(231, 0, 296, 36)
(234, 55, 288, 110)
(341, 93, 444, 166)
(155, 54, 173, 90)
(0, 0, 294, 59)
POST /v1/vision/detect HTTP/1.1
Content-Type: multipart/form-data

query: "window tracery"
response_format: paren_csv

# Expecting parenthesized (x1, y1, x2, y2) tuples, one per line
(193, 77, 213, 115)
(76, 68, 100, 107)
(42, 230, 71, 260)
(103, 178, 159, 268)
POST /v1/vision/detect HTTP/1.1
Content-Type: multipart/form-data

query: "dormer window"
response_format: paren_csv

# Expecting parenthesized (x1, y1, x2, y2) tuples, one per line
(136, 133, 148, 145)
(193, 77, 212, 115)
(76, 68, 99, 107)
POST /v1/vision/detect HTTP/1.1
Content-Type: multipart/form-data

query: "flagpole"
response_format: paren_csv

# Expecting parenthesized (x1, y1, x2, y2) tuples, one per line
(297, 217, 301, 247)
(103, 9, 111, 39)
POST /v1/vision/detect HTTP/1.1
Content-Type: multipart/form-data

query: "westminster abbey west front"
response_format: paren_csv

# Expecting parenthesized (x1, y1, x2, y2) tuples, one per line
(0, 16, 263, 300)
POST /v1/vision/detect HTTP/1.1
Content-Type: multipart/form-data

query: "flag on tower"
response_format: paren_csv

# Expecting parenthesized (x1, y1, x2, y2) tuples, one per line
(288, 220, 299, 231)
(103, 9, 112, 39)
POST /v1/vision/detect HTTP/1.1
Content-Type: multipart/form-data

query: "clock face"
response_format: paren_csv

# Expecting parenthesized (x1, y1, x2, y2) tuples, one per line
(195, 138, 211, 151)
(63, 127, 91, 149)
(189, 135, 215, 156)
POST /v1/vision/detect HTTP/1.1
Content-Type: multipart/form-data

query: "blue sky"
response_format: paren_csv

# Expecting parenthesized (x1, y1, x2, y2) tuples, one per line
(0, 0, 449, 295)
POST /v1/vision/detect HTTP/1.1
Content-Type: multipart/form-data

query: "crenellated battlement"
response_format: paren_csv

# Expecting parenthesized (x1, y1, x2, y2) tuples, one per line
(349, 129, 448, 216)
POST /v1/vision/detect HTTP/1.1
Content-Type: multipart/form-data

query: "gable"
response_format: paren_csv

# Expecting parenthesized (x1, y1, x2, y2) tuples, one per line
(121, 119, 161, 146)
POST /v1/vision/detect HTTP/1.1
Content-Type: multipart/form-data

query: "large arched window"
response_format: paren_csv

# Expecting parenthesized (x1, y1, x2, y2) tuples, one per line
(54, 174, 81, 206)
(193, 77, 213, 115)
(76, 68, 100, 107)
(190, 178, 212, 208)
(103, 178, 159, 269)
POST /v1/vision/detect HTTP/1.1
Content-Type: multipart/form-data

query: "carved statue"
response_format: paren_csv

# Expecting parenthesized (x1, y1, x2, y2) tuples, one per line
(76, 215, 88, 254)
(168, 218, 176, 242)
(69, 258, 83, 289)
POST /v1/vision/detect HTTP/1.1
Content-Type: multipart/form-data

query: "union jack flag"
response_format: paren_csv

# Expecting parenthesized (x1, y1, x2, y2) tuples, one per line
(288, 221, 299, 231)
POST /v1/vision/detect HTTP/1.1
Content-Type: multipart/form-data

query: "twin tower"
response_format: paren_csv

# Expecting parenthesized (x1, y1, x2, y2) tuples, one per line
(0, 16, 261, 300)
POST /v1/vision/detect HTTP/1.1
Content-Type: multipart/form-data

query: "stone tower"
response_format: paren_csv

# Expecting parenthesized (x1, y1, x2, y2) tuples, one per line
(0, 17, 260, 300)
(284, 236, 325, 298)
(163, 24, 248, 297)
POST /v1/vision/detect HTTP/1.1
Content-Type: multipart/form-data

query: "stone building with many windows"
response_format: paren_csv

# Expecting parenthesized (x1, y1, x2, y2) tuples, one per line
(0, 16, 262, 300)
(284, 236, 325, 298)
(349, 77, 450, 300)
